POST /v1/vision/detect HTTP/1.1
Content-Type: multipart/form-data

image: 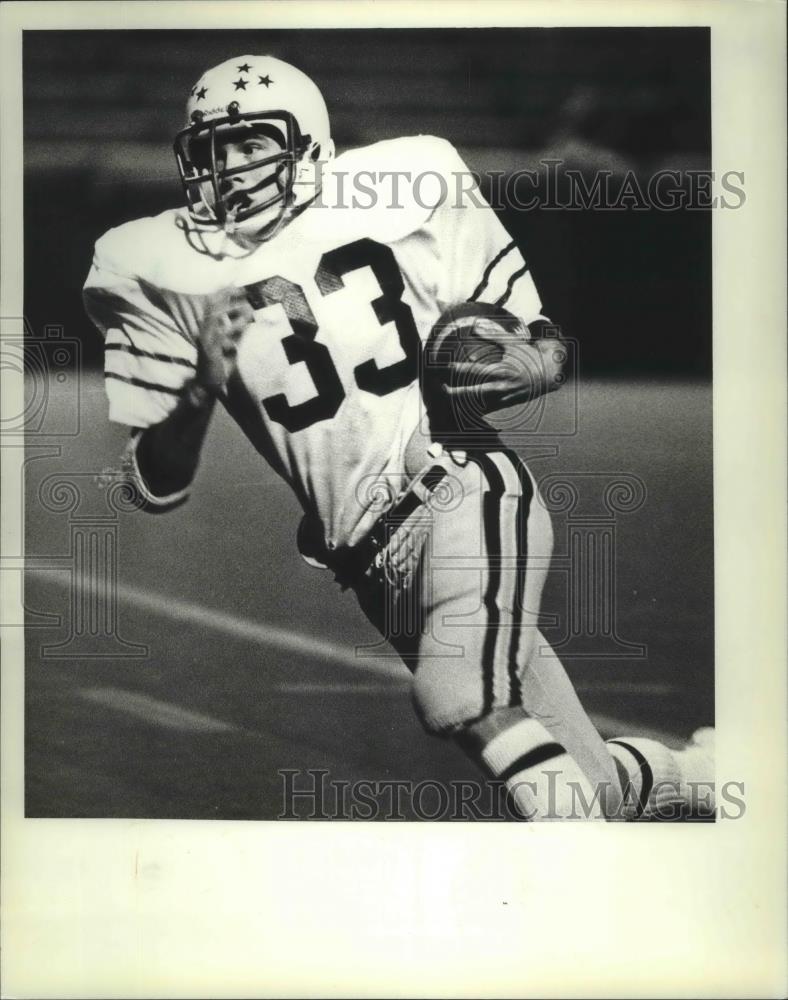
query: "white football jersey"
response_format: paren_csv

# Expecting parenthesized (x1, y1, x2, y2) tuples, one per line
(83, 136, 544, 550)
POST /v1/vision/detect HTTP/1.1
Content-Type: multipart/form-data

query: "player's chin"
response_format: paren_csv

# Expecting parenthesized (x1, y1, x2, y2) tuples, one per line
(222, 195, 285, 236)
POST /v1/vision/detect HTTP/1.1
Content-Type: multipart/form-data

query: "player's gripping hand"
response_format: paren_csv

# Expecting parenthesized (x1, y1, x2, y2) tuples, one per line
(424, 303, 565, 418)
(195, 288, 254, 396)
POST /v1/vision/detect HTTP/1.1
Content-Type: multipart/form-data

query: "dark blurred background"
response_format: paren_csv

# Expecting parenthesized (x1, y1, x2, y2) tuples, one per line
(23, 28, 711, 376)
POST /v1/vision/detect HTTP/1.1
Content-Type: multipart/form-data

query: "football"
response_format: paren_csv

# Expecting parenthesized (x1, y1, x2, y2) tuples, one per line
(422, 301, 524, 434)
(422, 300, 524, 399)
(425, 301, 518, 373)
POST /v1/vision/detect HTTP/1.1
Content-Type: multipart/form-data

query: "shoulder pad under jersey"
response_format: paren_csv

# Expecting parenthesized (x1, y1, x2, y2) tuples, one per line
(323, 135, 468, 244)
(88, 208, 227, 294)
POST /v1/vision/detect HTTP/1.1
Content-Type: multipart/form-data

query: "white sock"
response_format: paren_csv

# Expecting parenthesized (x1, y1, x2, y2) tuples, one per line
(481, 717, 615, 821)
(607, 733, 715, 820)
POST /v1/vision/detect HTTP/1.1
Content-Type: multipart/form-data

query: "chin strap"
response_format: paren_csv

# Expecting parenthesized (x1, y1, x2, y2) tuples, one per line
(223, 203, 240, 236)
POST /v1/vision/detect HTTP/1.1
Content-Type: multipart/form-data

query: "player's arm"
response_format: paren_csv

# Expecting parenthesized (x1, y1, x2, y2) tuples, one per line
(127, 383, 215, 509)
(82, 230, 253, 512)
(427, 138, 564, 412)
(130, 289, 251, 507)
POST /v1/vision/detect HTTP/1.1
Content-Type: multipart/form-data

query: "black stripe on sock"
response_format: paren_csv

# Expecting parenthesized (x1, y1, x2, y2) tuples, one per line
(607, 739, 654, 820)
(469, 241, 517, 302)
(498, 742, 566, 784)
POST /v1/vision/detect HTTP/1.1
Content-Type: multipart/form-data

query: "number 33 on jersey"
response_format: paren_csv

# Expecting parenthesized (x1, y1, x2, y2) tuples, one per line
(83, 135, 545, 549)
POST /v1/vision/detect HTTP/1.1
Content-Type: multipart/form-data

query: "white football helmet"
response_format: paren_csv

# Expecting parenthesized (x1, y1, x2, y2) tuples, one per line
(174, 55, 334, 235)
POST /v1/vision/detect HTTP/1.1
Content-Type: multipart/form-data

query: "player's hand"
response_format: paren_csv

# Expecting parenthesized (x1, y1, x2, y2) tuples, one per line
(425, 303, 562, 419)
(441, 331, 566, 413)
(195, 288, 254, 396)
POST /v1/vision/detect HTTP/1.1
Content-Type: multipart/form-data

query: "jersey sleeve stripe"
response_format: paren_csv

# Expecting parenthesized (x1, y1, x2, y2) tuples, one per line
(495, 263, 531, 308)
(105, 371, 184, 396)
(105, 346, 193, 390)
(105, 381, 180, 428)
(468, 240, 517, 302)
(105, 327, 197, 364)
(105, 343, 197, 368)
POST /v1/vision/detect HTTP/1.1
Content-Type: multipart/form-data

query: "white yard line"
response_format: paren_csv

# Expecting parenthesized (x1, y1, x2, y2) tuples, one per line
(29, 566, 403, 680)
(79, 686, 237, 734)
(23, 559, 680, 743)
(77, 685, 680, 747)
(28, 567, 679, 697)
(274, 681, 408, 694)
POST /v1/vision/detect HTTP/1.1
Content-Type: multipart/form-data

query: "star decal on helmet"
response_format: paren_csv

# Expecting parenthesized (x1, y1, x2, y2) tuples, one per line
(233, 78, 248, 91)
(236, 63, 252, 73)
(258, 75, 273, 87)
(195, 86, 208, 100)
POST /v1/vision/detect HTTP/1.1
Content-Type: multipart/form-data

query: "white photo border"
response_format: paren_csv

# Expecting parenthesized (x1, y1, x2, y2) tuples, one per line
(1, 2, 786, 997)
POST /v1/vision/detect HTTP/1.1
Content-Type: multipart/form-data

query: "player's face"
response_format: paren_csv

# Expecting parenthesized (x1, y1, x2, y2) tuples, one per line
(214, 132, 286, 217)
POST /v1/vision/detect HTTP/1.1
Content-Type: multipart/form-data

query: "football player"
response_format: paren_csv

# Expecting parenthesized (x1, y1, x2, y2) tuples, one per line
(83, 55, 713, 820)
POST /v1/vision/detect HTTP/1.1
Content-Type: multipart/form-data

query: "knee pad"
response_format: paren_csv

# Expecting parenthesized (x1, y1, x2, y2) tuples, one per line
(411, 657, 486, 736)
